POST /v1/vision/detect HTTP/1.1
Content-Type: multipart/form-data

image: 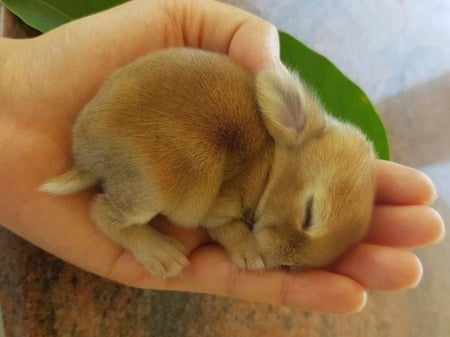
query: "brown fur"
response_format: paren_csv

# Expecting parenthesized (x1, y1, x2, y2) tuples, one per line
(40, 48, 376, 277)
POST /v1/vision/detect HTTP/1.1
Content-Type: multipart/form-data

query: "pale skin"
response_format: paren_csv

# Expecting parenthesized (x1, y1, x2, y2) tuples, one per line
(0, 0, 445, 313)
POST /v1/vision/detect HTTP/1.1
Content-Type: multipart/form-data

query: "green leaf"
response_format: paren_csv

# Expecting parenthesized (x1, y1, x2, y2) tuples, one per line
(279, 31, 390, 159)
(1, 0, 127, 32)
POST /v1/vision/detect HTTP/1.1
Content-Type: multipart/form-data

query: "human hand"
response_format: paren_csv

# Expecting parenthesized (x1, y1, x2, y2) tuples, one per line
(0, 0, 444, 313)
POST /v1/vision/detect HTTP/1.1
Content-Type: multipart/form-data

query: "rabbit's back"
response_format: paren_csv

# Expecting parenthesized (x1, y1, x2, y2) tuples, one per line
(72, 48, 272, 224)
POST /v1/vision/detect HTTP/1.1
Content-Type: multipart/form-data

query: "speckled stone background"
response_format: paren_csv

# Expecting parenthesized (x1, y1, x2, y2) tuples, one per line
(1, 1, 449, 336)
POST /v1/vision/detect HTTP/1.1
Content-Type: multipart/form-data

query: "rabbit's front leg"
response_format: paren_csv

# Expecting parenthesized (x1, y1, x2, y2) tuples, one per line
(208, 220, 266, 270)
(202, 168, 269, 271)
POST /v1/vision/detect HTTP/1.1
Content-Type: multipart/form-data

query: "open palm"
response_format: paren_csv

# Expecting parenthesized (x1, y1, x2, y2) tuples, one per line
(0, 0, 444, 313)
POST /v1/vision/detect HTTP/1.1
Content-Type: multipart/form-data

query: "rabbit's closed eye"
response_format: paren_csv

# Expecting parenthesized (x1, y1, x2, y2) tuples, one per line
(301, 197, 314, 231)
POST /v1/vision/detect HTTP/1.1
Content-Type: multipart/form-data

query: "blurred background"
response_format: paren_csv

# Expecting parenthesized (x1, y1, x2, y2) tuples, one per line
(1, 1, 449, 336)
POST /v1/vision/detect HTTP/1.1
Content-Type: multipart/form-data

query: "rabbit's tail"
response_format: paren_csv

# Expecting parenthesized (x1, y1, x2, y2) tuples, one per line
(39, 166, 98, 195)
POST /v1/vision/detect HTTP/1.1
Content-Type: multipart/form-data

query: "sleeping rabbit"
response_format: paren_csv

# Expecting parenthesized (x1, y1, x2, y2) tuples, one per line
(40, 48, 376, 277)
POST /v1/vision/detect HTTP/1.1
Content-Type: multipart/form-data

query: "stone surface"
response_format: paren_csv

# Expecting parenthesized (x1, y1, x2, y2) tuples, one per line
(1, 1, 449, 336)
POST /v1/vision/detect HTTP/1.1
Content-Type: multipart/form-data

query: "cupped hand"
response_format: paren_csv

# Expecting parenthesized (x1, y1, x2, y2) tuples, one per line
(0, 0, 444, 313)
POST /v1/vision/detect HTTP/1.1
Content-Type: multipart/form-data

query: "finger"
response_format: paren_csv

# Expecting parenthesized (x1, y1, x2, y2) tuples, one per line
(376, 160, 437, 205)
(331, 244, 423, 291)
(187, 0, 281, 72)
(227, 18, 281, 73)
(367, 205, 445, 247)
(126, 246, 366, 314)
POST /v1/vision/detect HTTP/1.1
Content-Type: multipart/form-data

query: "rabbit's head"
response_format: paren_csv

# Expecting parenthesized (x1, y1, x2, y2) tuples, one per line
(253, 69, 376, 268)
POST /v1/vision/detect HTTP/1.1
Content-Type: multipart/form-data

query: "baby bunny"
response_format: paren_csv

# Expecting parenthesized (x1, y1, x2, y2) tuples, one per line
(40, 48, 376, 277)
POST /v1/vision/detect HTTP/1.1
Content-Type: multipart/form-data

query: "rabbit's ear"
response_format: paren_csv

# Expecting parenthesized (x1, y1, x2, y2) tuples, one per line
(255, 69, 309, 146)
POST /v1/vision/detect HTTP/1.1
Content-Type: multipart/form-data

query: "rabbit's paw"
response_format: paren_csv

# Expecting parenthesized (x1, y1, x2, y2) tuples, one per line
(133, 235, 189, 278)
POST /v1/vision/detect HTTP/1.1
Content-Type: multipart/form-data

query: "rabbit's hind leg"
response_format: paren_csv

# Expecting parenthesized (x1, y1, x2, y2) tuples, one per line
(91, 194, 188, 277)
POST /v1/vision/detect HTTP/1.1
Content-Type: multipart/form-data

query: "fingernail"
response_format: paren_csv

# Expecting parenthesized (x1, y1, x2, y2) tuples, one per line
(408, 256, 423, 289)
(422, 172, 438, 205)
(430, 209, 446, 244)
(354, 290, 368, 313)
